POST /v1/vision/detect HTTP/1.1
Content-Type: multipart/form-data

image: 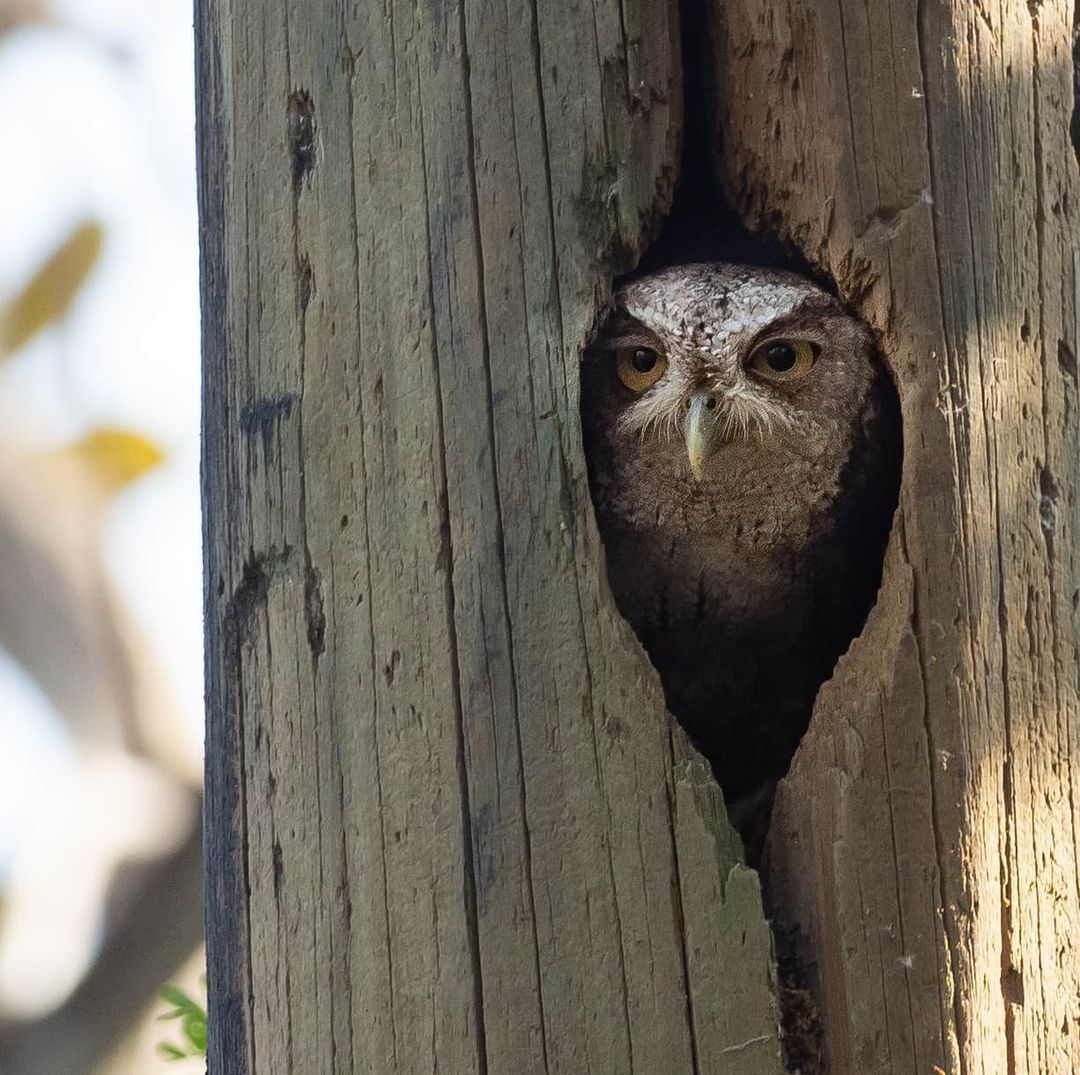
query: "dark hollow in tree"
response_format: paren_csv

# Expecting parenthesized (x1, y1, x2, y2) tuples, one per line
(582, 261, 901, 855)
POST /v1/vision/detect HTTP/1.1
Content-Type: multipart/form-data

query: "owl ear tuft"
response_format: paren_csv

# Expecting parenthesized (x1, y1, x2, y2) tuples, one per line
(583, 300, 631, 359)
(585, 302, 649, 356)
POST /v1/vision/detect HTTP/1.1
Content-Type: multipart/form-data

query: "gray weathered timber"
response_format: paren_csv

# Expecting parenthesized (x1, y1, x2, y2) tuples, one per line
(710, 1, 1080, 1071)
(196, 1, 783, 1071)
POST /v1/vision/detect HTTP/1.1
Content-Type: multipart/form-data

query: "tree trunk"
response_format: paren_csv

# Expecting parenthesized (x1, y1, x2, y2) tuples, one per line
(196, 0, 781, 1071)
(708, 1, 1080, 1071)
(197, 0, 1079, 1072)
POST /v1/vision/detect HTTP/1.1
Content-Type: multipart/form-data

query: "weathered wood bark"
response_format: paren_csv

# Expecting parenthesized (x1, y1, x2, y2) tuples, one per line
(709, 1, 1080, 1071)
(197, 1, 784, 1071)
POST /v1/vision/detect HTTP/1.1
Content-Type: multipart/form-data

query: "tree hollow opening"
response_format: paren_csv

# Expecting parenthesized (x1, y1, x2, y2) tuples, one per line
(579, 0, 902, 869)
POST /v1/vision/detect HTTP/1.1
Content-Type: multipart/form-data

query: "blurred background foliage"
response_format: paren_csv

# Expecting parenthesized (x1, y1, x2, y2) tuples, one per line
(0, 1, 204, 1072)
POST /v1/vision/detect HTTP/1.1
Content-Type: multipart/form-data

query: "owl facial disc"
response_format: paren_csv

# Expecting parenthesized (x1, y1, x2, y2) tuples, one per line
(683, 391, 722, 480)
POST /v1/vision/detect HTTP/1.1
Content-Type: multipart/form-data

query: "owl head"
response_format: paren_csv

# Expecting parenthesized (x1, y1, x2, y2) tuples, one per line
(581, 262, 889, 539)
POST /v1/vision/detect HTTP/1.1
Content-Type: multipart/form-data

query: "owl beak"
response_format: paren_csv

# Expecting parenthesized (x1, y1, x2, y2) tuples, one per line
(683, 391, 721, 481)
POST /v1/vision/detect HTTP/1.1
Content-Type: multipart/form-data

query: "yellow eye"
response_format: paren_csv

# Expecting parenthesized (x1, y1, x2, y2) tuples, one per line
(615, 346, 667, 392)
(746, 338, 816, 381)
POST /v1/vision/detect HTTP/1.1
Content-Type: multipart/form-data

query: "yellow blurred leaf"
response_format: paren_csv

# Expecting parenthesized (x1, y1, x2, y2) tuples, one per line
(62, 427, 166, 493)
(1, 220, 104, 355)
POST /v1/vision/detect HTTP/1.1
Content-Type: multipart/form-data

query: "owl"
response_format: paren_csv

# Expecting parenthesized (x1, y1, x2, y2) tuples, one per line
(582, 263, 900, 841)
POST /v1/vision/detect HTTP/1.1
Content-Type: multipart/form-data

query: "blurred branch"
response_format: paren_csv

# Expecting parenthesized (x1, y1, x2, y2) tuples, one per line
(0, 0, 46, 36)
(0, 216, 191, 780)
(0, 452, 195, 782)
(0, 139, 201, 1074)
(0, 808, 204, 1075)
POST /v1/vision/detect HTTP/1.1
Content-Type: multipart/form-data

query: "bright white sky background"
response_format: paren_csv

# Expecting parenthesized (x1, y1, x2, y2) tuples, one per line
(0, 0, 202, 1019)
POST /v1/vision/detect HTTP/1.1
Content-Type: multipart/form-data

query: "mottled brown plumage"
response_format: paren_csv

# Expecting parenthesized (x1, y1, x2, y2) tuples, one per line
(582, 263, 900, 821)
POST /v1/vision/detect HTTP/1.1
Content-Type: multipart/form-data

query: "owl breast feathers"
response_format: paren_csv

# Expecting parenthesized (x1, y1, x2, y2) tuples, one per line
(581, 263, 901, 822)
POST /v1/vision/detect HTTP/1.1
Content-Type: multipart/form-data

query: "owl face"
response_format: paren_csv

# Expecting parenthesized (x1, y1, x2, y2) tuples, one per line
(581, 263, 883, 536)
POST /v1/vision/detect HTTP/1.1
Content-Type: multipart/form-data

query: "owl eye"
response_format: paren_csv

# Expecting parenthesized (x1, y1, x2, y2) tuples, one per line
(746, 338, 816, 381)
(615, 346, 667, 392)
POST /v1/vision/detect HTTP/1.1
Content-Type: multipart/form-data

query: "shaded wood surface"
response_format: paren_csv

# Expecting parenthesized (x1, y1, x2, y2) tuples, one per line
(196, 0, 783, 1071)
(710, 1, 1080, 1071)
